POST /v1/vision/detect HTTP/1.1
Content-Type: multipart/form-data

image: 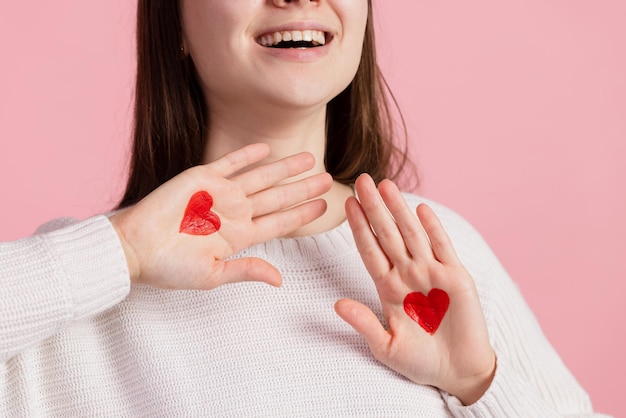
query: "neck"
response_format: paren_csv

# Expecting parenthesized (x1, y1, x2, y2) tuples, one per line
(203, 103, 353, 237)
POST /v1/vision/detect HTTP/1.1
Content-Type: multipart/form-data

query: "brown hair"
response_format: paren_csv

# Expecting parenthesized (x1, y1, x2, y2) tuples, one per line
(118, 0, 411, 209)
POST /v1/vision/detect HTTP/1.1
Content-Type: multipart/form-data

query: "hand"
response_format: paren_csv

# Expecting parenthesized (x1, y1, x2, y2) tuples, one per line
(110, 143, 332, 290)
(335, 174, 496, 405)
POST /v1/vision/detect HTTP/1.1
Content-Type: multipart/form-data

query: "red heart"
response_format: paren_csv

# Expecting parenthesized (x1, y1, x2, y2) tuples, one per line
(179, 191, 221, 236)
(403, 288, 450, 335)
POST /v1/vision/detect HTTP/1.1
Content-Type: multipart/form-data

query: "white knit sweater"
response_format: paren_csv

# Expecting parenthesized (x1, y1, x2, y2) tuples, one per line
(0, 194, 607, 417)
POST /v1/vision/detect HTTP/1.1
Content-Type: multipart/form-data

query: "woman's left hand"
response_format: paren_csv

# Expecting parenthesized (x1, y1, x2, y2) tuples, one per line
(335, 174, 496, 405)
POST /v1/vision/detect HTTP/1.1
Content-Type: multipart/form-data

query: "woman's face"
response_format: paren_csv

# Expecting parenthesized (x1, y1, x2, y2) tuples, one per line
(181, 0, 369, 113)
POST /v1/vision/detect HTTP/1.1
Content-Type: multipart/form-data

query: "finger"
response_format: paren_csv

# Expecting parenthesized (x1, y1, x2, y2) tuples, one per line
(416, 204, 461, 265)
(232, 152, 316, 196)
(211, 257, 283, 288)
(377, 179, 434, 260)
(250, 199, 328, 243)
(345, 196, 392, 276)
(334, 299, 391, 361)
(354, 174, 408, 264)
(208, 143, 271, 178)
(249, 172, 332, 218)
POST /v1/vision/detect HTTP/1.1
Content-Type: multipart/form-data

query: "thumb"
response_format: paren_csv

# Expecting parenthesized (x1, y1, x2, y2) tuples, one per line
(334, 298, 391, 358)
(217, 257, 283, 287)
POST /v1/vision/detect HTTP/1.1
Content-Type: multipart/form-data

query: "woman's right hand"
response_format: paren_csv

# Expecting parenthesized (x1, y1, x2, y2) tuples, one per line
(109, 143, 332, 290)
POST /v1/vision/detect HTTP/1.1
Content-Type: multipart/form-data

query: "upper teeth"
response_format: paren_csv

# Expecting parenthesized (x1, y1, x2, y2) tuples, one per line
(258, 30, 326, 47)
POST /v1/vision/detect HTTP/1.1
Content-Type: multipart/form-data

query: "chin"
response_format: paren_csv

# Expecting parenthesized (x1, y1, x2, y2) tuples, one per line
(260, 76, 352, 109)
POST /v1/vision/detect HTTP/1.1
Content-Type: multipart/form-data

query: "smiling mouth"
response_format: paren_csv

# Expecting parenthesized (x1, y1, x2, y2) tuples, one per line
(257, 30, 329, 49)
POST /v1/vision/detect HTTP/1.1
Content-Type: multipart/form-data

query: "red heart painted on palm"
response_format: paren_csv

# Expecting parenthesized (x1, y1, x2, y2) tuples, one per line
(403, 288, 450, 335)
(179, 191, 221, 235)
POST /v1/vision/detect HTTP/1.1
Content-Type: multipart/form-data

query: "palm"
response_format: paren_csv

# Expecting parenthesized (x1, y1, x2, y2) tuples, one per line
(379, 262, 490, 388)
(138, 177, 255, 290)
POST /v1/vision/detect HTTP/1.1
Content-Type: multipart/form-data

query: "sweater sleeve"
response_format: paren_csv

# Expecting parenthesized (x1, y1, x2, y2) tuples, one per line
(402, 196, 609, 417)
(0, 216, 131, 363)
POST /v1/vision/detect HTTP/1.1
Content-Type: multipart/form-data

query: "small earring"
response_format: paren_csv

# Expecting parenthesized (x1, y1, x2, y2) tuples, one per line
(179, 44, 186, 59)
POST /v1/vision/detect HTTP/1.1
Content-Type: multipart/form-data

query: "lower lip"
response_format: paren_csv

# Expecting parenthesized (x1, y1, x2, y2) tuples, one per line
(257, 41, 332, 62)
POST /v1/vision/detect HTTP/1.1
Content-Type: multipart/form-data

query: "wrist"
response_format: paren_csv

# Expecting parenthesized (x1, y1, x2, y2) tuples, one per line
(109, 210, 141, 284)
(448, 353, 497, 406)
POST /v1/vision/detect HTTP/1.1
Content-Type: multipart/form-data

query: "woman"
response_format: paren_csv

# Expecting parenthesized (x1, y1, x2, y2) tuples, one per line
(0, 0, 604, 416)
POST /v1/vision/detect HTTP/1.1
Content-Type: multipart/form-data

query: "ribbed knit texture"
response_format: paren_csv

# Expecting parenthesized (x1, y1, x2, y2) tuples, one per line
(0, 196, 609, 417)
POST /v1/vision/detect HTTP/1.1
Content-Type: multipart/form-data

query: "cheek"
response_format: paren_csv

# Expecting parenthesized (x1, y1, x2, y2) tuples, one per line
(182, 2, 242, 52)
(337, 0, 370, 27)
(339, 0, 369, 50)
(181, 5, 243, 89)
(342, 4, 369, 76)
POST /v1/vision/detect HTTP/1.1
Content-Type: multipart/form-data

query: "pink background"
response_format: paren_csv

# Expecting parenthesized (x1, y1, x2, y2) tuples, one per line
(0, 1, 623, 415)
